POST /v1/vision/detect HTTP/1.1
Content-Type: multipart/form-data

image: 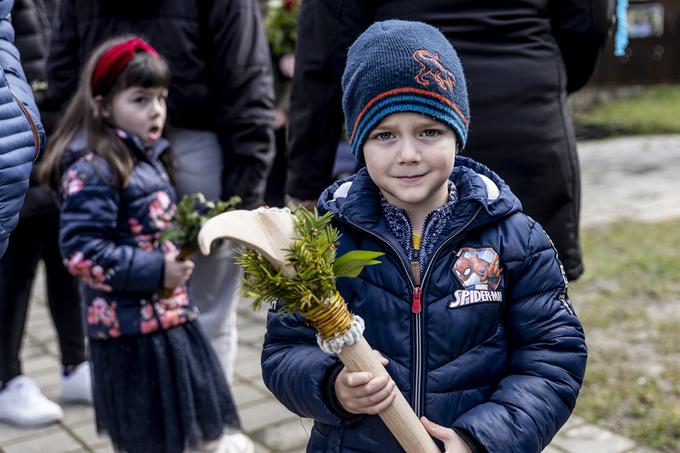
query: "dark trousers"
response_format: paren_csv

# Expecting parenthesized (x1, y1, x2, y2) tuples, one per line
(0, 211, 85, 385)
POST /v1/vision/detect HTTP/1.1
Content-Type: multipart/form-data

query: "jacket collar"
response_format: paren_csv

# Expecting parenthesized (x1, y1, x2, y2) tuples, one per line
(111, 128, 170, 162)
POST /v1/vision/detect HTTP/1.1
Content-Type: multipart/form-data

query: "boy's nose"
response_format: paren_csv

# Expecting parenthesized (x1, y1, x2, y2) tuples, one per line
(397, 138, 420, 163)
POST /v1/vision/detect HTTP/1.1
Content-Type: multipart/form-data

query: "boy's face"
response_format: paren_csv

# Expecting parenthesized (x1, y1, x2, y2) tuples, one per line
(363, 112, 456, 216)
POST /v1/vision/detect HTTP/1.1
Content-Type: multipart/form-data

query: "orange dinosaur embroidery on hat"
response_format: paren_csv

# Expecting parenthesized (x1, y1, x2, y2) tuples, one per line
(413, 49, 455, 92)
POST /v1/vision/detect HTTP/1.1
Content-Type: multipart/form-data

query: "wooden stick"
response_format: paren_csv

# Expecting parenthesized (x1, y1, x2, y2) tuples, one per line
(338, 336, 440, 453)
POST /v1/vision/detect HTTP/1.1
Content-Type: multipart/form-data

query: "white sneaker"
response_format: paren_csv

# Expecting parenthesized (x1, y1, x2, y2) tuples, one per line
(219, 432, 255, 453)
(0, 375, 64, 427)
(60, 361, 93, 404)
(188, 433, 254, 453)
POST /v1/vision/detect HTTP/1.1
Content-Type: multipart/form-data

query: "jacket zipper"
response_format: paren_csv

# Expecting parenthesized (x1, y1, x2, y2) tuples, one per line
(342, 205, 482, 417)
(10, 90, 40, 159)
(411, 206, 482, 416)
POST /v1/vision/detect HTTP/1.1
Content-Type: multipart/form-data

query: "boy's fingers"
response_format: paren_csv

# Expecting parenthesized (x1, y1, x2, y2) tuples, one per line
(373, 349, 389, 366)
(361, 387, 397, 415)
(343, 371, 373, 387)
(420, 417, 453, 441)
(351, 378, 395, 407)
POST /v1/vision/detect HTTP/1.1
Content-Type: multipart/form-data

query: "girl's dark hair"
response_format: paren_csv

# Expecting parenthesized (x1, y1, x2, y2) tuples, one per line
(41, 36, 172, 190)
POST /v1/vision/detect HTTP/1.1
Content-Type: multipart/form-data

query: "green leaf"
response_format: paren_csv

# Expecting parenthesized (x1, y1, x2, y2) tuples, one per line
(333, 250, 385, 278)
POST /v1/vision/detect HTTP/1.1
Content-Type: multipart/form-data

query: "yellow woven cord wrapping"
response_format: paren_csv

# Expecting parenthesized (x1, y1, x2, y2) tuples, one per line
(302, 292, 353, 339)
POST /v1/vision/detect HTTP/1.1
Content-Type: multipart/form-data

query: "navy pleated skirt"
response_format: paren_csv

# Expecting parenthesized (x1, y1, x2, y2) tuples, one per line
(89, 321, 240, 453)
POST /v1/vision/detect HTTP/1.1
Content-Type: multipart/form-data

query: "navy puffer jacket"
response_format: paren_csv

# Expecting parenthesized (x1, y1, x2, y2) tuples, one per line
(58, 131, 197, 339)
(261, 156, 587, 452)
(0, 0, 45, 256)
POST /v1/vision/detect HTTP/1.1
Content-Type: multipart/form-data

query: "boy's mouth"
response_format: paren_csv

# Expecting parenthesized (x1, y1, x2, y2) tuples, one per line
(396, 173, 426, 181)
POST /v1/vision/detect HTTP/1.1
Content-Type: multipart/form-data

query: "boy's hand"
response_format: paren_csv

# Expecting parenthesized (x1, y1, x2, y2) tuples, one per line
(420, 417, 472, 453)
(163, 250, 194, 289)
(334, 352, 397, 415)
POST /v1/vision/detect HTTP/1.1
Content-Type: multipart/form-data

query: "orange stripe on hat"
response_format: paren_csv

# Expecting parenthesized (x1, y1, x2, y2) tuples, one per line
(348, 87, 469, 145)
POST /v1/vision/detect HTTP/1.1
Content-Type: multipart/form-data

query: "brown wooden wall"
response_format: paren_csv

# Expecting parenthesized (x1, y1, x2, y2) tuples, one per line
(589, 0, 680, 86)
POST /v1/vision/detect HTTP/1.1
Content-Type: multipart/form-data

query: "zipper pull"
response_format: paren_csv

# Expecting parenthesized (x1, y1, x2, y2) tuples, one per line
(411, 287, 422, 313)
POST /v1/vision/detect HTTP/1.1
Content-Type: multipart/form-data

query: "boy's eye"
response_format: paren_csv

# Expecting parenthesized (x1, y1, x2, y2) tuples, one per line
(420, 128, 442, 137)
(372, 131, 394, 141)
(134, 96, 147, 104)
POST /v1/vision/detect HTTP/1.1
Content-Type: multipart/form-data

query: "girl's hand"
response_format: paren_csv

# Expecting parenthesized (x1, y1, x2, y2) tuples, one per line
(420, 417, 472, 453)
(334, 352, 397, 415)
(163, 250, 194, 289)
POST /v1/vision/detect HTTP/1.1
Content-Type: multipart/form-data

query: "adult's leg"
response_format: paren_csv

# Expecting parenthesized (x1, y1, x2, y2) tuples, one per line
(169, 126, 241, 382)
(42, 211, 86, 369)
(0, 216, 43, 386)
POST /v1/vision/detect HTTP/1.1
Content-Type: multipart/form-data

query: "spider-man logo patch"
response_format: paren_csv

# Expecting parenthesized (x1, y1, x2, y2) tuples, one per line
(450, 247, 503, 308)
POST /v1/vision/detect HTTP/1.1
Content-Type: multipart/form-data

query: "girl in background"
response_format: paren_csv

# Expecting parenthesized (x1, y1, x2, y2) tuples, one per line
(42, 37, 244, 453)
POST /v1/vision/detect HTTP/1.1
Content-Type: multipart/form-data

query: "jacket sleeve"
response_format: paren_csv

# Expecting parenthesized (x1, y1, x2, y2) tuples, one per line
(0, 0, 45, 256)
(452, 219, 587, 453)
(548, 0, 610, 93)
(285, 0, 371, 200)
(207, 0, 275, 209)
(261, 309, 347, 426)
(59, 157, 165, 294)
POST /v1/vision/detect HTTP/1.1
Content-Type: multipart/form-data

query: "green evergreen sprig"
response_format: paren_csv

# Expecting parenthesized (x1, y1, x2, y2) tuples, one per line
(236, 208, 384, 315)
(161, 193, 241, 258)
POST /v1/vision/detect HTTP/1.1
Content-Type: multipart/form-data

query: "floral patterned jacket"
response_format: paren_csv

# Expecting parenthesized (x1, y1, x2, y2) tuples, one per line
(59, 129, 198, 339)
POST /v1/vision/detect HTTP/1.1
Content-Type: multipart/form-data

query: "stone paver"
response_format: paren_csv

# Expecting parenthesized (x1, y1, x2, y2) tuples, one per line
(3, 134, 677, 452)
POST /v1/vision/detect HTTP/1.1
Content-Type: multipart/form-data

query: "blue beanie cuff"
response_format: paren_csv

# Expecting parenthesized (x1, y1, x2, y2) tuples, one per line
(348, 88, 469, 161)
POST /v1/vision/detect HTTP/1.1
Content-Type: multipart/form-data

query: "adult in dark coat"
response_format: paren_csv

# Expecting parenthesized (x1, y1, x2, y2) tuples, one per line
(285, 0, 610, 280)
(46, 0, 275, 210)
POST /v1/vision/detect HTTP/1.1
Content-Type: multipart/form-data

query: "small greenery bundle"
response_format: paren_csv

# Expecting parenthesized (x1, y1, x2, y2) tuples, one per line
(236, 208, 383, 320)
(162, 193, 241, 260)
(265, 0, 301, 56)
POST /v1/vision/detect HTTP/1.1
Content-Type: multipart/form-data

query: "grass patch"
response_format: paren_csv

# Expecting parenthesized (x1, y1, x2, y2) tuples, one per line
(574, 85, 680, 135)
(572, 218, 680, 451)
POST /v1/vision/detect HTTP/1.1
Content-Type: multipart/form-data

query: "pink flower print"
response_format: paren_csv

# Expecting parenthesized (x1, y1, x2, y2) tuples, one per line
(128, 218, 143, 234)
(62, 169, 85, 196)
(87, 298, 118, 328)
(140, 304, 159, 334)
(133, 233, 155, 251)
(87, 298, 107, 325)
(66, 251, 91, 277)
(157, 287, 191, 329)
(65, 252, 113, 291)
(149, 191, 175, 231)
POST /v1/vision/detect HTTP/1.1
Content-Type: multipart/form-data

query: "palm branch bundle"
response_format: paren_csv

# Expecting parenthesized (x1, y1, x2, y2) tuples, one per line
(198, 207, 439, 453)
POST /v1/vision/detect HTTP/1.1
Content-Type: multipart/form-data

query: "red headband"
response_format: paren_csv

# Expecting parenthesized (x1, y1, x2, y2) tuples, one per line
(91, 38, 160, 96)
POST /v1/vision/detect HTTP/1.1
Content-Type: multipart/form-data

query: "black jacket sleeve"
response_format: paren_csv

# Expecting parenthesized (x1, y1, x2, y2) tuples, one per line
(548, 0, 610, 93)
(207, 0, 275, 208)
(285, 0, 372, 200)
(44, 0, 79, 116)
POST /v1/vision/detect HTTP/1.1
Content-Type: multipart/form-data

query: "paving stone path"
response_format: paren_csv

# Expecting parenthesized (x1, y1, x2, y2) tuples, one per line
(3, 134, 679, 453)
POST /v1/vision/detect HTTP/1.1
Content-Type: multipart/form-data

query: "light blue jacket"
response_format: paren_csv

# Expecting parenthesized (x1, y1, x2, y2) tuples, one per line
(0, 0, 44, 256)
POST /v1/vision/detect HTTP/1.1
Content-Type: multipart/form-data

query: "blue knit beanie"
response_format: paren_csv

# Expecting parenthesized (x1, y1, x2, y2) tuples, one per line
(342, 20, 470, 163)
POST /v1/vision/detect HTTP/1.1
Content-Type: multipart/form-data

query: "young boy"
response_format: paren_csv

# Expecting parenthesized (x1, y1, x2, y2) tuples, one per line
(262, 20, 587, 453)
